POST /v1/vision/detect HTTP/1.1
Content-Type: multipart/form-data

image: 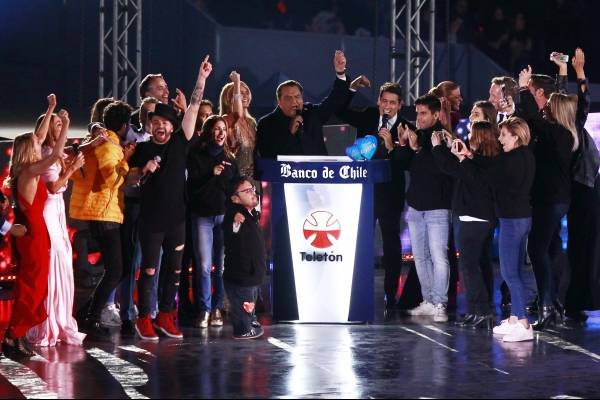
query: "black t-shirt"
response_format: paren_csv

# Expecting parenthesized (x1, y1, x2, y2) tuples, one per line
(129, 129, 191, 230)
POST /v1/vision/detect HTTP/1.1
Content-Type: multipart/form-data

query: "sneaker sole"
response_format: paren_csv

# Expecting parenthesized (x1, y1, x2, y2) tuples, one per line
(155, 326, 184, 339)
(134, 326, 159, 342)
(503, 334, 534, 342)
(233, 330, 264, 340)
(210, 322, 224, 327)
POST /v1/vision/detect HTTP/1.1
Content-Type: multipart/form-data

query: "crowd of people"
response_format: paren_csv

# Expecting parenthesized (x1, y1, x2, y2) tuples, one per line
(1, 45, 599, 358)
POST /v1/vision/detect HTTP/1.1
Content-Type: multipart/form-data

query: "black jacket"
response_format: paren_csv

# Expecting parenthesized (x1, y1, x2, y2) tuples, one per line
(461, 146, 535, 218)
(432, 145, 495, 221)
(223, 204, 266, 287)
(336, 104, 407, 214)
(256, 77, 350, 159)
(392, 121, 453, 211)
(518, 89, 574, 206)
(187, 145, 239, 217)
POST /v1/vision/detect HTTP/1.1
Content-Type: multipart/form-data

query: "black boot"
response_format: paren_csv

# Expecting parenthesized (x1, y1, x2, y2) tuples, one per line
(455, 314, 476, 326)
(2, 336, 35, 359)
(82, 318, 112, 340)
(532, 306, 559, 331)
(470, 314, 495, 330)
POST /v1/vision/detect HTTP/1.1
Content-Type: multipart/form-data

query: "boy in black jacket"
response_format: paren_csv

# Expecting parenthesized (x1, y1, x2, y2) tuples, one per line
(224, 177, 266, 339)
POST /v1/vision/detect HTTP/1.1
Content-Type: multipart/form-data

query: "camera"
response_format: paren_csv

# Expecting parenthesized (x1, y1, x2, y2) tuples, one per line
(550, 53, 569, 63)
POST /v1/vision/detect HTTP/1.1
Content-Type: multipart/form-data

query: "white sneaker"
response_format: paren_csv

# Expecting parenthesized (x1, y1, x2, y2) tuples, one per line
(493, 318, 517, 336)
(100, 304, 122, 328)
(503, 322, 534, 342)
(408, 301, 436, 316)
(433, 303, 448, 322)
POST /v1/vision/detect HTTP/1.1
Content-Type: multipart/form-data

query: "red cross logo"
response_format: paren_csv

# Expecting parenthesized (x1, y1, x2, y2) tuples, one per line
(303, 211, 341, 249)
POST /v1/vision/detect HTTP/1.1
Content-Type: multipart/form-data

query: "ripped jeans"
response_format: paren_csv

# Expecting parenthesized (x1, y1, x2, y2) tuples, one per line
(137, 222, 186, 316)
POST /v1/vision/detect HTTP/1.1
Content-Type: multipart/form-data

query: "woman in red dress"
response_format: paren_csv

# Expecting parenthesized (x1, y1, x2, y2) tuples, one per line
(2, 94, 68, 358)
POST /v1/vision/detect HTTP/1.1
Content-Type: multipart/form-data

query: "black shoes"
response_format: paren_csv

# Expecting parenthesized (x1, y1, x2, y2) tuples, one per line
(455, 314, 476, 326)
(233, 327, 264, 340)
(82, 319, 112, 340)
(121, 319, 136, 337)
(532, 306, 563, 331)
(469, 314, 495, 330)
(456, 314, 494, 330)
(2, 336, 35, 359)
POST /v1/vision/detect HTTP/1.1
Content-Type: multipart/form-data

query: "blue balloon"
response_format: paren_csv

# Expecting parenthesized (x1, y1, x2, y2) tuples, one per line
(345, 144, 364, 160)
(359, 134, 378, 160)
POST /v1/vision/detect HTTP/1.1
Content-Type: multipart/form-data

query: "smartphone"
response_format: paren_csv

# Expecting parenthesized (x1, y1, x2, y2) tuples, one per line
(550, 53, 569, 63)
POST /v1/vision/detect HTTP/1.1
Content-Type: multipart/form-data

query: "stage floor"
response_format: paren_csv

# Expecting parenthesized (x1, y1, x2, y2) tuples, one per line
(0, 314, 599, 399)
(0, 258, 596, 398)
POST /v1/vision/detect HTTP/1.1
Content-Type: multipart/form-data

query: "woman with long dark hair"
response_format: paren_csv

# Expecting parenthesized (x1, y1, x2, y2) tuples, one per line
(433, 121, 500, 329)
(187, 115, 239, 328)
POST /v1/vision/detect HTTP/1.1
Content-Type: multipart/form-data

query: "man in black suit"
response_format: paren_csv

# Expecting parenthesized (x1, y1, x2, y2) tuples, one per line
(336, 82, 420, 312)
(256, 50, 352, 159)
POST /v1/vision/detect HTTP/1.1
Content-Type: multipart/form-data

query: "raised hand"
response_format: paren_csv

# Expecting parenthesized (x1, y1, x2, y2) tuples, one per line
(350, 75, 371, 91)
(69, 152, 85, 171)
(571, 48, 585, 79)
(171, 88, 187, 114)
(518, 65, 532, 88)
(229, 71, 241, 84)
(47, 94, 57, 110)
(334, 50, 347, 74)
(199, 55, 213, 80)
(57, 109, 70, 129)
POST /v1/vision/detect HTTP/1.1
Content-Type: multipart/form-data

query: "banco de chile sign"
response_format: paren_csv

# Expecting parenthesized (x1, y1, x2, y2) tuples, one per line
(280, 163, 368, 180)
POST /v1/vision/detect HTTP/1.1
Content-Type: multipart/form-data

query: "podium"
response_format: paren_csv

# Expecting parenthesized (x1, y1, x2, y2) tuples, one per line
(256, 156, 391, 323)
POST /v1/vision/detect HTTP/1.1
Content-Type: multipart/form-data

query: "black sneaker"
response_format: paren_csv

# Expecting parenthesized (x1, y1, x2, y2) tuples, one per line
(251, 315, 261, 328)
(121, 319, 136, 337)
(82, 319, 112, 340)
(233, 327, 264, 340)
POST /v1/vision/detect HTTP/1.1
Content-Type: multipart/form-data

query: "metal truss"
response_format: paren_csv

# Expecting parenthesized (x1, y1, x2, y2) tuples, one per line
(390, 0, 436, 105)
(99, 0, 142, 105)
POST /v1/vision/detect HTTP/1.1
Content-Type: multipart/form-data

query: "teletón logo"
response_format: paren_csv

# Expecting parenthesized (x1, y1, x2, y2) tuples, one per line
(302, 211, 341, 249)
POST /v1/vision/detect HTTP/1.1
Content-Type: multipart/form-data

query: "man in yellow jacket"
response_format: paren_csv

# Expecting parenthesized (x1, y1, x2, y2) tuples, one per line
(70, 100, 135, 339)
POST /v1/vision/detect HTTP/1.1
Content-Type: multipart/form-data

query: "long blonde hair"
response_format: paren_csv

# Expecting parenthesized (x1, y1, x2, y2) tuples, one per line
(3, 132, 38, 194)
(547, 93, 579, 152)
(219, 81, 256, 149)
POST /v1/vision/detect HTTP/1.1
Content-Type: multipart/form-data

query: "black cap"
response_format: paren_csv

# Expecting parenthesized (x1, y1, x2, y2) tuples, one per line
(148, 103, 179, 129)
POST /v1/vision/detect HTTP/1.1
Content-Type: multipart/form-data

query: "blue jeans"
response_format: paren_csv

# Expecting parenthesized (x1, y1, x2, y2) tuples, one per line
(407, 207, 451, 305)
(191, 214, 225, 312)
(498, 217, 532, 319)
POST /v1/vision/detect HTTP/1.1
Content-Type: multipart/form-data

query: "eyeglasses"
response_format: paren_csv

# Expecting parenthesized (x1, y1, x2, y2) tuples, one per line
(236, 186, 256, 195)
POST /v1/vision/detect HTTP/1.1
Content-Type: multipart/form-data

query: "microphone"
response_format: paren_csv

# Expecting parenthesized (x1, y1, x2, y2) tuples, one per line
(71, 142, 85, 178)
(381, 114, 390, 130)
(295, 109, 304, 135)
(139, 155, 162, 186)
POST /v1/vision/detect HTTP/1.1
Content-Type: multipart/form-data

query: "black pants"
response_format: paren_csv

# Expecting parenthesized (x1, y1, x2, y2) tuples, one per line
(86, 221, 124, 321)
(138, 222, 186, 316)
(458, 220, 495, 315)
(567, 180, 600, 312)
(377, 210, 403, 304)
(224, 281, 258, 335)
(528, 203, 569, 307)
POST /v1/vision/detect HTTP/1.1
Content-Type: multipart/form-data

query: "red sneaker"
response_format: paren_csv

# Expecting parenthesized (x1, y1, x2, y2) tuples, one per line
(135, 315, 159, 341)
(155, 312, 183, 338)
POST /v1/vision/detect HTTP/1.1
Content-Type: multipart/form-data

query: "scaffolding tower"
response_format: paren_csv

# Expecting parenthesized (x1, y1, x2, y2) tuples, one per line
(99, 0, 143, 106)
(390, 0, 436, 105)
